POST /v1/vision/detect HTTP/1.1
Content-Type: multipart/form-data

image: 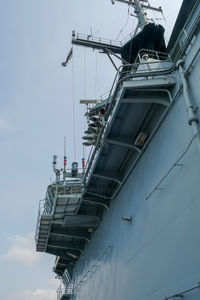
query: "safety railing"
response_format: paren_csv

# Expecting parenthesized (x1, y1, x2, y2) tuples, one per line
(170, 0, 200, 61)
(137, 48, 171, 63)
(35, 188, 55, 244)
(75, 30, 141, 48)
(35, 180, 83, 245)
(35, 199, 47, 244)
(86, 90, 111, 111)
(57, 285, 64, 300)
(56, 185, 82, 196)
(57, 283, 74, 300)
(75, 33, 122, 47)
(119, 49, 172, 77)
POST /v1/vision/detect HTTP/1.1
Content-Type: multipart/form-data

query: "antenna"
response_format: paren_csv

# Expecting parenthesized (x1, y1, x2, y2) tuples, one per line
(111, 0, 163, 33)
(82, 142, 86, 171)
(53, 155, 57, 172)
(64, 136, 67, 172)
(63, 137, 67, 181)
(52, 155, 61, 183)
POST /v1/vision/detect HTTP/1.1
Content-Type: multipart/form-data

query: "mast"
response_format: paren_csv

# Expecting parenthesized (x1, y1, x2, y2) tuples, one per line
(111, 0, 163, 33)
(112, 0, 148, 29)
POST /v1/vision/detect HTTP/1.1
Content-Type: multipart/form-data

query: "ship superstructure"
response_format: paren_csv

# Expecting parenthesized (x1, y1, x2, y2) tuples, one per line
(35, 0, 200, 299)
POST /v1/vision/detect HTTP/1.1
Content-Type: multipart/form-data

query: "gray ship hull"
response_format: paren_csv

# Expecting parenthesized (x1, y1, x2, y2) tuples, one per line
(69, 1, 200, 299)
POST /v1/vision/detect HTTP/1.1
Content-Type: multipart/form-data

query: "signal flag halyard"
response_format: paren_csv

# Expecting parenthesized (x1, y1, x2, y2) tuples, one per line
(62, 47, 73, 67)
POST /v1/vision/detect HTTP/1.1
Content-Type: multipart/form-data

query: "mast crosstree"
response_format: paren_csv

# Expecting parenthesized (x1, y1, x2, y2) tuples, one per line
(112, 0, 163, 33)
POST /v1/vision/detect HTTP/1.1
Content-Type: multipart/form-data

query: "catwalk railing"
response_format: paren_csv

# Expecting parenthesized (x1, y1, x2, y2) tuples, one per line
(57, 283, 74, 300)
(74, 31, 136, 48)
(35, 180, 82, 245)
(35, 198, 50, 244)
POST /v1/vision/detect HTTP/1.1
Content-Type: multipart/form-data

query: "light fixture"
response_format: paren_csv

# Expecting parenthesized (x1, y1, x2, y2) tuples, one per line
(83, 141, 96, 146)
(121, 217, 132, 223)
(82, 134, 96, 140)
(134, 132, 148, 147)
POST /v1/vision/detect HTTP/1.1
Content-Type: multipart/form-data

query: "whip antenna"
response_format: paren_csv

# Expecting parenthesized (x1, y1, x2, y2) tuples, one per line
(64, 136, 67, 171)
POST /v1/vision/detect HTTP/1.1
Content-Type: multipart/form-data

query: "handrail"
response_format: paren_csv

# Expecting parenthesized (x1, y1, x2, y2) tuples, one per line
(86, 90, 111, 111)
(35, 180, 83, 246)
(75, 30, 143, 48)
(57, 283, 74, 300)
(76, 33, 122, 47)
(170, 0, 200, 59)
(35, 199, 46, 244)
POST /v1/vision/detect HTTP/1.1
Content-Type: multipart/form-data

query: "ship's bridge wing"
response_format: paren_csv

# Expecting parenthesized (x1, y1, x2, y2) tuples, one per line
(83, 50, 176, 200)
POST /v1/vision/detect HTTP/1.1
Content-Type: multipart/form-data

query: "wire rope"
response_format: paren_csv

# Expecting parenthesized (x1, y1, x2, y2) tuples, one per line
(128, 14, 137, 63)
(83, 47, 86, 99)
(116, 6, 130, 40)
(147, 0, 158, 25)
(94, 51, 98, 98)
(92, 16, 130, 37)
(71, 48, 76, 161)
(83, 48, 87, 168)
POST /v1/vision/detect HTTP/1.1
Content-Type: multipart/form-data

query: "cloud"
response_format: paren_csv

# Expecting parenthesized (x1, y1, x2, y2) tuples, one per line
(8, 289, 57, 300)
(0, 115, 15, 132)
(7, 278, 60, 300)
(48, 277, 60, 288)
(1, 232, 41, 267)
(20, 289, 56, 300)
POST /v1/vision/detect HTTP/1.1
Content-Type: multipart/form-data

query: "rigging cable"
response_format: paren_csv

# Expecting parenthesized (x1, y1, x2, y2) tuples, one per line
(71, 47, 76, 161)
(161, 13, 173, 45)
(147, 0, 158, 25)
(83, 47, 86, 100)
(146, 1, 169, 44)
(93, 16, 130, 37)
(83, 48, 87, 170)
(94, 51, 98, 98)
(128, 13, 137, 63)
(116, 6, 130, 40)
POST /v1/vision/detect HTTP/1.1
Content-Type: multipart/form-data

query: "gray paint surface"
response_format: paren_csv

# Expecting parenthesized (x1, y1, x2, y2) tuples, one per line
(70, 4, 200, 299)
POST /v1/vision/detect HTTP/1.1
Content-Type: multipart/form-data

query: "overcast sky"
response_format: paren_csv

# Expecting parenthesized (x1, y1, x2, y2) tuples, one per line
(0, 0, 182, 299)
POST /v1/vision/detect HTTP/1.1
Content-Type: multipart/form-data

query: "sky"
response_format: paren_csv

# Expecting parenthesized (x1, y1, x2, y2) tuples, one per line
(0, 0, 182, 299)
